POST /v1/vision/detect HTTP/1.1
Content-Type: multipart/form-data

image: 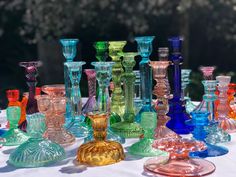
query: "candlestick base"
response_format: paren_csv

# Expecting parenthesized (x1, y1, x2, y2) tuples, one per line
(111, 122, 143, 138)
(67, 121, 90, 138)
(1, 128, 29, 146)
(135, 104, 156, 123)
(218, 118, 236, 133)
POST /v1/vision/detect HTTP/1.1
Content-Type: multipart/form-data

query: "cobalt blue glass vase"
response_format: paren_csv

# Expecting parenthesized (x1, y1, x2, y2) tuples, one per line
(135, 36, 156, 123)
(60, 38, 79, 128)
(187, 111, 228, 158)
(166, 37, 193, 134)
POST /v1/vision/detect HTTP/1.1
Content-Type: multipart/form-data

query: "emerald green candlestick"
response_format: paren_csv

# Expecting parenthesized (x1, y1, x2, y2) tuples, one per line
(111, 52, 143, 138)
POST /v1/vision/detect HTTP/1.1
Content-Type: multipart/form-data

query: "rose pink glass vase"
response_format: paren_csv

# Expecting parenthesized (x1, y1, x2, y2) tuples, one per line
(144, 138, 215, 177)
(216, 76, 236, 133)
(36, 84, 75, 146)
(149, 61, 179, 139)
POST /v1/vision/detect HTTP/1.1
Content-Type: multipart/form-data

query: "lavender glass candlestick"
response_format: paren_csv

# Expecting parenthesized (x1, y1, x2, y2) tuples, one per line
(166, 37, 193, 134)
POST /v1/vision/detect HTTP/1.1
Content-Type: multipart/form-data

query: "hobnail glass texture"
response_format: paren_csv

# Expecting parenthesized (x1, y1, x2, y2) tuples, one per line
(39, 84, 75, 146)
(144, 138, 215, 177)
(60, 38, 79, 128)
(187, 111, 229, 158)
(166, 37, 193, 134)
(9, 113, 65, 167)
(129, 112, 168, 157)
(0, 106, 29, 146)
(77, 113, 125, 166)
(111, 53, 143, 138)
(135, 36, 156, 123)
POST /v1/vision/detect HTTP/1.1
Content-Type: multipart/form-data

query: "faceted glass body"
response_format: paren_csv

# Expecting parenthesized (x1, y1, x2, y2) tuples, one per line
(227, 83, 236, 119)
(9, 113, 65, 167)
(135, 36, 156, 123)
(37, 84, 75, 146)
(94, 41, 109, 61)
(77, 113, 125, 166)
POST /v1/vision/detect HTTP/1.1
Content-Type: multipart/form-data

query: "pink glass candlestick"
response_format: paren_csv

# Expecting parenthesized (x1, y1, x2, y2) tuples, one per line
(199, 66, 216, 80)
(82, 69, 97, 114)
(149, 61, 179, 139)
(144, 138, 215, 177)
(216, 76, 236, 133)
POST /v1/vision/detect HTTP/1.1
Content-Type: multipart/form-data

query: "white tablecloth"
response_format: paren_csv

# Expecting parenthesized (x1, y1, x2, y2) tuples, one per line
(1, 110, 236, 177)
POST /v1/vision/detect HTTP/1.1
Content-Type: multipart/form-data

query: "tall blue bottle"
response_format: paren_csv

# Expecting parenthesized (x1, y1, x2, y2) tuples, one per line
(60, 39, 79, 128)
(166, 37, 193, 134)
(135, 36, 156, 123)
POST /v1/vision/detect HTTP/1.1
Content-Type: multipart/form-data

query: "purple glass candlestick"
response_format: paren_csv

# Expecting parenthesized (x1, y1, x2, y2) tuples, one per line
(19, 61, 42, 114)
(166, 37, 193, 134)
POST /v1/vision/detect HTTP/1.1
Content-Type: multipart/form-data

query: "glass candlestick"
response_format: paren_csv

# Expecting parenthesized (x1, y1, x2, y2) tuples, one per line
(9, 113, 65, 167)
(38, 84, 75, 146)
(144, 138, 215, 177)
(65, 62, 90, 138)
(216, 76, 236, 133)
(77, 113, 125, 166)
(0, 106, 29, 146)
(129, 112, 168, 157)
(109, 41, 126, 121)
(94, 41, 109, 62)
(195, 80, 231, 144)
(187, 111, 228, 158)
(227, 83, 236, 119)
(133, 71, 142, 115)
(150, 61, 179, 139)
(166, 37, 193, 134)
(60, 38, 79, 128)
(135, 36, 156, 123)
(111, 53, 143, 138)
(84, 62, 125, 144)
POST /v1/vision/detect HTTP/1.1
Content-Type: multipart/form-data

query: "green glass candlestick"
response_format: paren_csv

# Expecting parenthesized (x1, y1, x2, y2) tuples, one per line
(94, 41, 109, 62)
(1, 106, 29, 146)
(109, 41, 126, 121)
(111, 52, 143, 138)
(129, 112, 168, 157)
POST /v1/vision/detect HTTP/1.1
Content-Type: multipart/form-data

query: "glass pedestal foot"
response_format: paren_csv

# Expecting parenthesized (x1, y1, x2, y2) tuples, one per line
(135, 104, 156, 123)
(155, 125, 180, 139)
(218, 118, 236, 133)
(67, 122, 90, 138)
(9, 138, 65, 167)
(111, 122, 143, 138)
(0, 129, 7, 136)
(1, 128, 29, 146)
(190, 143, 228, 158)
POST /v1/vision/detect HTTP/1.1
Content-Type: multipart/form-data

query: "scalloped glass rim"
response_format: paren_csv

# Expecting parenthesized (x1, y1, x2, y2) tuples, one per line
(19, 61, 42, 68)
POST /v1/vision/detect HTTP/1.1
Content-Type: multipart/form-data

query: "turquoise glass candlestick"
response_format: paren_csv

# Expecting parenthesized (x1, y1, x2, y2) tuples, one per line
(135, 36, 156, 123)
(9, 113, 65, 167)
(60, 38, 79, 128)
(65, 61, 90, 138)
(111, 53, 143, 138)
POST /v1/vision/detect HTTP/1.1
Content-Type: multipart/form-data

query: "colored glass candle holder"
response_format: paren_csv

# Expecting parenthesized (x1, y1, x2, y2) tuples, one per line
(133, 70, 142, 115)
(77, 112, 125, 166)
(84, 62, 125, 144)
(227, 83, 236, 119)
(109, 41, 126, 121)
(166, 37, 192, 134)
(0, 106, 29, 146)
(135, 36, 156, 123)
(9, 113, 65, 167)
(38, 84, 75, 146)
(187, 111, 229, 158)
(216, 76, 236, 133)
(144, 138, 215, 177)
(149, 61, 179, 139)
(111, 53, 143, 138)
(94, 41, 109, 62)
(129, 112, 168, 157)
(60, 38, 79, 128)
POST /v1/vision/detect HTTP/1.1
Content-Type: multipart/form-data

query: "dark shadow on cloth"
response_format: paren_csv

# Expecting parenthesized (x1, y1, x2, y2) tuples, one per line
(0, 161, 17, 173)
(123, 147, 143, 161)
(2, 148, 15, 154)
(59, 160, 87, 174)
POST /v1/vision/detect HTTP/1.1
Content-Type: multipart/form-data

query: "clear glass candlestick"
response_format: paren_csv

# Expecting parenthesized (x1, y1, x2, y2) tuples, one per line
(65, 62, 90, 138)
(135, 36, 156, 123)
(166, 37, 193, 134)
(9, 113, 65, 167)
(60, 38, 79, 128)
(216, 76, 236, 133)
(111, 53, 143, 138)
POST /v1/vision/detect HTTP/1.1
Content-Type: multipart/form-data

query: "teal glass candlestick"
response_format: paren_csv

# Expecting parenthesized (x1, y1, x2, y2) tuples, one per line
(135, 36, 156, 123)
(129, 112, 168, 157)
(111, 53, 143, 138)
(65, 62, 90, 138)
(133, 70, 142, 115)
(60, 38, 79, 128)
(84, 62, 125, 144)
(109, 41, 126, 121)
(9, 113, 65, 167)
(0, 106, 29, 146)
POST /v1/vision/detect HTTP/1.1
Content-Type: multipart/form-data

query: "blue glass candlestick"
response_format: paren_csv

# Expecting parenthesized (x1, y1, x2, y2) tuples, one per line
(187, 111, 228, 158)
(166, 37, 193, 134)
(135, 36, 156, 123)
(65, 61, 90, 138)
(60, 38, 79, 128)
